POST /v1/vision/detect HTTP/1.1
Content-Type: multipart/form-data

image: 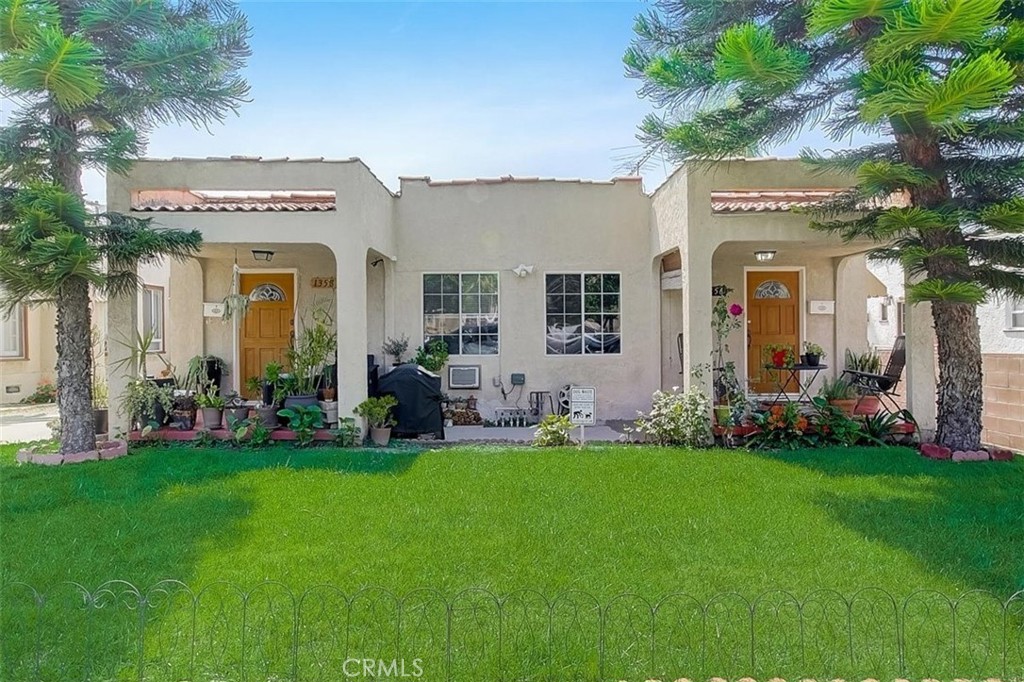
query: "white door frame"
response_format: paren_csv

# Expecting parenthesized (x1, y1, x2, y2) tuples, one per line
(742, 266, 807, 398)
(234, 268, 299, 395)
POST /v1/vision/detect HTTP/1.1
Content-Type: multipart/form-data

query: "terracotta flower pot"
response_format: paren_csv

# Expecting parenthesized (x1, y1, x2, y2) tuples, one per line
(854, 395, 881, 416)
(829, 399, 857, 417)
(370, 426, 391, 447)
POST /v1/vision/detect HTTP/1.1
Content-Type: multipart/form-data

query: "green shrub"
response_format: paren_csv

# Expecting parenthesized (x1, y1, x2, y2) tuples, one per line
(20, 380, 57, 404)
(532, 414, 574, 447)
(413, 340, 449, 373)
(353, 396, 398, 429)
(277, 404, 324, 447)
(634, 387, 712, 447)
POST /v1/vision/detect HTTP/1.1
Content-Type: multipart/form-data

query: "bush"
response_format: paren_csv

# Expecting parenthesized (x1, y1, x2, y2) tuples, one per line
(21, 380, 57, 404)
(413, 340, 449, 373)
(533, 414, 574, 447)
(748, 402, 814, 450)
(634, 387, 712, 447)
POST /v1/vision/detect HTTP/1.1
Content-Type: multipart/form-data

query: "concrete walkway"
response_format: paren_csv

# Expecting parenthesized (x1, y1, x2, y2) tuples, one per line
(443, 424, 625, 443)
(0, 403, 59, 444)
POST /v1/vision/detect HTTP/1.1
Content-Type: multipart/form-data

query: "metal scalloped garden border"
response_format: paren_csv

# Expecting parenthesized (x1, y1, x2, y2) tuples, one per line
(2, 582, 1022, 681)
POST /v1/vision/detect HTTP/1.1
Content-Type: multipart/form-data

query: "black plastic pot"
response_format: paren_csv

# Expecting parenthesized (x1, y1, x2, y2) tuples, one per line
(205, 359, 223, 392)
(93, 408, 108, 436)
(805, 353, 821, 367)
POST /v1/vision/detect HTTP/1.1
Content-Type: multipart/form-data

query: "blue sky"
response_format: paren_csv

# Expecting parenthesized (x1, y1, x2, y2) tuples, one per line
(75, 1, 834, 199)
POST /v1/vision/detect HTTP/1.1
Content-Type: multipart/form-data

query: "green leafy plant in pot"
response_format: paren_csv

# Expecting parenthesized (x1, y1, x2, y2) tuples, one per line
(802, 342, 826, 367)
(818, 376, 858, 417)
(277, 403, 324, 447)
(354, 395, 398, 446)
(195, 383, 226, 429)
(285, 305, 336, 409)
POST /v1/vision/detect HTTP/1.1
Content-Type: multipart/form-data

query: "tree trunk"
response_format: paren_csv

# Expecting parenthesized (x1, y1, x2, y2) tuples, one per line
(894, 129, 984, 450)
(56, 278, 96, 454)
(931, 301, 984, 451)
(49, 109, 94, 454)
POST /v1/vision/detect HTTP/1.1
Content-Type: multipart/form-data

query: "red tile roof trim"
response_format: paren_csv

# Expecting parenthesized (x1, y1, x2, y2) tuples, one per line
(711, 189, 845, 213)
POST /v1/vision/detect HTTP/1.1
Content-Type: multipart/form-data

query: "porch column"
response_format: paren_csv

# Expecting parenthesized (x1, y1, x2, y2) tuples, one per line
(107, 281, 139, 436)
(904, 275, 938, 439)
(682, 247, 713, 394)
(335, 246, 369, 420)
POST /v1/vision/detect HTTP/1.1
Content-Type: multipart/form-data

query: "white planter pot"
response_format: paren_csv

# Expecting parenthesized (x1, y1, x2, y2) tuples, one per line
(370, 426, 391, 447)
(318, 400, 339, 425)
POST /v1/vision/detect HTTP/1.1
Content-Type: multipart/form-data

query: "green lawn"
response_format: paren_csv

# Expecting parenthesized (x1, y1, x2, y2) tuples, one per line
(2, 442, 1022, 680)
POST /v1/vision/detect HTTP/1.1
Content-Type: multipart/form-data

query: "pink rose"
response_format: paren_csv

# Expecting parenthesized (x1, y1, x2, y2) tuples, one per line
(729, 303, 743, 316)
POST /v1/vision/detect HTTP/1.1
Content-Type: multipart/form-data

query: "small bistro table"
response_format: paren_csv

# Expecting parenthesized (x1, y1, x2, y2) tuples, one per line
(763, 363, 828, 405)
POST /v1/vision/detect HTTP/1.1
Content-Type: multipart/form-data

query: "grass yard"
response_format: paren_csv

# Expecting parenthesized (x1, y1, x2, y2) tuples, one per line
(2, 442, 1022, 680)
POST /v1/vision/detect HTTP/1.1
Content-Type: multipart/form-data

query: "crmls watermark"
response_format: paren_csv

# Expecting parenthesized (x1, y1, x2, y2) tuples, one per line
(342, 658, 424, 678)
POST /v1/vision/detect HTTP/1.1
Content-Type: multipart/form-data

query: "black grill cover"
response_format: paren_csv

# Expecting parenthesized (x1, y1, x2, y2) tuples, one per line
(376, 364, 445, 438)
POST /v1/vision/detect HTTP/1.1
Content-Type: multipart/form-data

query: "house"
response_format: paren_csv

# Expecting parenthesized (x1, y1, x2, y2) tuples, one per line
(44, 154, 1001, 446)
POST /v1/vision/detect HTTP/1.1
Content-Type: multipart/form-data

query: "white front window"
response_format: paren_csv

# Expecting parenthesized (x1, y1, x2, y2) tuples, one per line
(1, 303, 25, 359)
(142, 286, 165, 353)
(545, 273, 621, 355)
(422, 273, 499, 355)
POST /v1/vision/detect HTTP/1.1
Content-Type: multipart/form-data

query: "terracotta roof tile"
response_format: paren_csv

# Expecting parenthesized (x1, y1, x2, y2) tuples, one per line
(132, 190, 336, 212)
(711, 189, 845, 213)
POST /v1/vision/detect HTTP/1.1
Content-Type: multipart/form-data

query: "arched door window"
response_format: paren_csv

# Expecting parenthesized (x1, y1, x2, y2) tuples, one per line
(753, 280, 792, 299)
(248, 283, 287, 302)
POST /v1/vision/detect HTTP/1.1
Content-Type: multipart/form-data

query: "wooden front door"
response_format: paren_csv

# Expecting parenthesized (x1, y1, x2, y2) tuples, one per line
(746, 270, 800, 394)
(240, 273, 294, 397)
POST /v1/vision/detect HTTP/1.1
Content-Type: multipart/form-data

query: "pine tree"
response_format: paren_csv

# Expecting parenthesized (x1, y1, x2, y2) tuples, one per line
(626, 0, 1024, 450)
(0, 0, 250, 454)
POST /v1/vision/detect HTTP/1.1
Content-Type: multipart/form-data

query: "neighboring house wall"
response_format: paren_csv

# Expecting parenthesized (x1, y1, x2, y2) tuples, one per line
(1, 303, 58, 405)
(867, 262, 1024, 450)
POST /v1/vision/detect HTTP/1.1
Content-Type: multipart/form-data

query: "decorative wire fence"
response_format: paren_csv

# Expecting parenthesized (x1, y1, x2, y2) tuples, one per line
(2, 582, 1023, 681)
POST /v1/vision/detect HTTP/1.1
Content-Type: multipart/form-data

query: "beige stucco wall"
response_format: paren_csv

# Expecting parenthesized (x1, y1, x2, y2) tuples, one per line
(1, 303, 58, 404)
(392, 177, 656, 419)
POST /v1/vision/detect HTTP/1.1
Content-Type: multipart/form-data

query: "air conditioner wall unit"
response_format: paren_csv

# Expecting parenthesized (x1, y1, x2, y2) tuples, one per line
(448, 365, 481, 390)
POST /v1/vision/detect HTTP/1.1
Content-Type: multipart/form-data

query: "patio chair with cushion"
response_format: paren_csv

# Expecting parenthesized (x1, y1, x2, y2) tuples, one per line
(841, 335, 906, 414)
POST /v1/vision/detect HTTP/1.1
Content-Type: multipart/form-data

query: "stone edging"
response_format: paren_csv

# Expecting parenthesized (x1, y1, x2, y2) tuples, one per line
(920, 443, 1017, 461)
(15, 439, 128, 466)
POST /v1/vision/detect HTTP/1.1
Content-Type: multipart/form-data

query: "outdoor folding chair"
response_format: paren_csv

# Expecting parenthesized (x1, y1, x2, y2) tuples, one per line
(841, 335, 906, 414)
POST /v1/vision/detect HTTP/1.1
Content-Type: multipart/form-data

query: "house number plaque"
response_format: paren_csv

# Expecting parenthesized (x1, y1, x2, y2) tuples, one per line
(311, 276, 336, 289)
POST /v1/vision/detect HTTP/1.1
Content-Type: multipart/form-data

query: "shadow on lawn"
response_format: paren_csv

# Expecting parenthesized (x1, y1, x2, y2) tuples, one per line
(0, 445, 422, 678)
(752, 446, 1024, 596)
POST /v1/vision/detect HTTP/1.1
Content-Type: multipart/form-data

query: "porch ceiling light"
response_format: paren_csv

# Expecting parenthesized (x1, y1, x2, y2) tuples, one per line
(754, 250, 776, 263)
(251, 249, 275, 262)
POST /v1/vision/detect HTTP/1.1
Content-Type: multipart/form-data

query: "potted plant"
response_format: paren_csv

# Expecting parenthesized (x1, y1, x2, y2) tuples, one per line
(802, 342, 826, 367)
(353, 395, 398, 446)
(382, 334, 410, 368)
(844, 349, 883, 415)
(169, 392, 197, 430)
(285, 305, 336, 409)
(187, 355, 229, 393)
(818, 376, 858, 416)
(413, 339, 449, 373)
(245, 375, 263, 401)
(92, 377, 109, 436)
(256, 384, 285, 428)
(119, 378, 173, 431)
(195, 384, 226, 429)
(764, 343, 796, 368)
(224, 393, 249, 425)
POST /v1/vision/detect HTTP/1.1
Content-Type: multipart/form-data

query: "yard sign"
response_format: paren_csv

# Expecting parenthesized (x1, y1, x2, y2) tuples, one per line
(569, 387, 596, 426)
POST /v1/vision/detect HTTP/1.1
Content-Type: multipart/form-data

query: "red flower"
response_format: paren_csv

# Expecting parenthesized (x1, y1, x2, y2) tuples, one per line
(772, 350, 787, 367)
(729, 303, 743, 316)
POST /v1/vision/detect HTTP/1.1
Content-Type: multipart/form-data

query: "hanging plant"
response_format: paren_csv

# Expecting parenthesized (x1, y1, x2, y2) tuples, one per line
(221, 293, 250, 323)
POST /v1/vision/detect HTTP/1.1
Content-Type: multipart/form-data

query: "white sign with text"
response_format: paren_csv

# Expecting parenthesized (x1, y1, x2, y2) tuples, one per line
(569, 387, 596, 426)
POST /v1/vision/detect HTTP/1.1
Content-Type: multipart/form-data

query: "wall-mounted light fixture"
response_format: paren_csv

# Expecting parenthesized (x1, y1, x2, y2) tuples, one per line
(754, 250, 776, 263)
(370, 258, 384, 268)
(251, 249, 275, 262)
(513, 264, 534, 278)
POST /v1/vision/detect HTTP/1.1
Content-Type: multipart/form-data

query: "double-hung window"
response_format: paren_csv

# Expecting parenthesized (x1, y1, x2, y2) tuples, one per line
(142, 286, 165, 353)
(423, 273, 499, 355)
(0, 300, 25, 359)
(545, 273, 621, 355)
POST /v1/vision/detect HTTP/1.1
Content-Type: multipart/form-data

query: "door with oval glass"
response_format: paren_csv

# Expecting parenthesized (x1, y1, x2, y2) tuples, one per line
(746, 270, 800, 394)
(240, 272, 295, 397)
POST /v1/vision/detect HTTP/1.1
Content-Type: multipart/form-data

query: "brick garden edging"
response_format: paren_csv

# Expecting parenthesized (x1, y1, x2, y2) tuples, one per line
(920, 442, 1017, 461)
(15, 439, 128, 466)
